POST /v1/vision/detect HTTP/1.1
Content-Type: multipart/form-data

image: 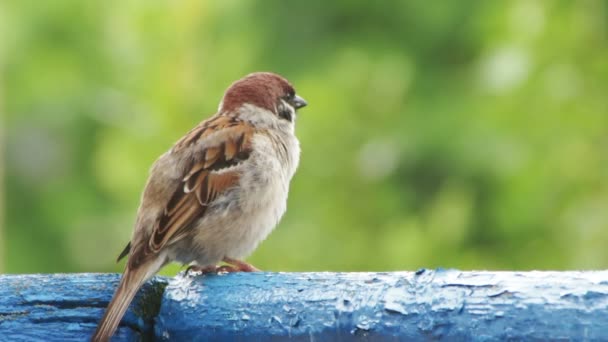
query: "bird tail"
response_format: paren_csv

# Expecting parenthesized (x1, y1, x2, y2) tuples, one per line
(91, 261, 159, 342)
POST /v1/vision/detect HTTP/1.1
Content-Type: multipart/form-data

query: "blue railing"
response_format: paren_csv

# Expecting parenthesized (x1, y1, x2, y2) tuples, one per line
(1, 269, 607, 341)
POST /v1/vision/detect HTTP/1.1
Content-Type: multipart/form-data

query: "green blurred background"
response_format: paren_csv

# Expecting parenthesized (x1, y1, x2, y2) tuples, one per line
(2, 1, 607, 275)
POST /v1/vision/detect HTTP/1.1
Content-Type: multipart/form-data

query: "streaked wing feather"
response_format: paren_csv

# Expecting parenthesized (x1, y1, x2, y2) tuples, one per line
(145, 115, 254, 254)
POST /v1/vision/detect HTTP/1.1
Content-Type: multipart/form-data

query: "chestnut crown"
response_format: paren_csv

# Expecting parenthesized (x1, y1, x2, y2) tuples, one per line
(220, 72, 307, 120)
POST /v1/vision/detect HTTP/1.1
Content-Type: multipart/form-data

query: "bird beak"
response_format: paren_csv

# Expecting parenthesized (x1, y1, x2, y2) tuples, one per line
(293, 95, 308, 109)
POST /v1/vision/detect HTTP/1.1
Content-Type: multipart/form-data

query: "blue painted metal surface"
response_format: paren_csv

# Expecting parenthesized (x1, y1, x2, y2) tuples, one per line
(158, 269, 608, 341)
(1, 270, 608, 341)
(0, 273, 166, 342)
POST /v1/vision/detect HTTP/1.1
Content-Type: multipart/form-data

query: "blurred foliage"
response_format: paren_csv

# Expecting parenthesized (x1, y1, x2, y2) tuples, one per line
(2, 0, 608, 274)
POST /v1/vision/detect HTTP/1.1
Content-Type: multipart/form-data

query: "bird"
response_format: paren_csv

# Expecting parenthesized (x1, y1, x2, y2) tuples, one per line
(92, 72, 307, 341)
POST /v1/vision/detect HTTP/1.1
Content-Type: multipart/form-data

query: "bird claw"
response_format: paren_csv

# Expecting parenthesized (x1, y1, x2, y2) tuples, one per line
(185, 265, 218, 275)
(222, 257, 260, 272)
(185, 258, 260, 276)
(215, 265, 238, 274)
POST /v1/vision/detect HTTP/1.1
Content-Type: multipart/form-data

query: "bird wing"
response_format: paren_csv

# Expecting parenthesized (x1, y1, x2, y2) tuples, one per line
(122, 115, 255, 267)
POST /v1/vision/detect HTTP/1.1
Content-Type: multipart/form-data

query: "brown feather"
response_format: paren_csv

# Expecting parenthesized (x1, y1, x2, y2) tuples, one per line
(116, 242, 130, 263)
(154, 204, 200, 249)
(185, 160, 206, 182)
(203, 146, 221, 168)
(167, 191, 191, 217)
(184, 168, 203, 193)
(208, 173, 239, 201)
(165, 196, 198, 229)
(194, 172, 209, 205)
(147, 119, 255, 254)
(91, 263, 153, 341)
(224, 139, 237, 160)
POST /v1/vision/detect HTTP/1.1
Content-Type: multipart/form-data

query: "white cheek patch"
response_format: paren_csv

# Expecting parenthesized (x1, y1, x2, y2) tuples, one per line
(281, 99, 294, 112)
(279, 99, 296, 121)
(237, 104, 278, 126)
(234, 103, 296, 131)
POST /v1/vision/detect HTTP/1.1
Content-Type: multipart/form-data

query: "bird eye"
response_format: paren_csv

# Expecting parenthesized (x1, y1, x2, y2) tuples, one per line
(287, 89, 295, 99)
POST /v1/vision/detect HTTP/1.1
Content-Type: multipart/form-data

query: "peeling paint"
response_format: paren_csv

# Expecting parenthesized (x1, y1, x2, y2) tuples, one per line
(1, 271, 607, 341)
(0, 273, 166, 341)
(157, 270, 608, 341)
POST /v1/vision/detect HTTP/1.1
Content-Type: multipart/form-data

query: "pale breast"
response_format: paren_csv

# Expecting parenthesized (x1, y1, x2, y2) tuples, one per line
(178, 130, 300, 266)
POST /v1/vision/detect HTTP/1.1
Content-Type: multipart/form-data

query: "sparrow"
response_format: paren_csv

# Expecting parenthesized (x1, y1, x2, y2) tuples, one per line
(92, 72, 307, 341)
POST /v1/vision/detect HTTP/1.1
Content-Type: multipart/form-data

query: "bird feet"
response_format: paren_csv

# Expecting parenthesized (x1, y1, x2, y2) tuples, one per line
(186, 257, 260, 275)
(185, 265, 219, 274)
(221, 257, 260, 272)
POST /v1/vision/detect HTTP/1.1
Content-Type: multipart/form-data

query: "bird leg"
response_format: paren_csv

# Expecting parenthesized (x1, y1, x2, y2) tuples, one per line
(185, 258, 260, 275)
(221, 257, 260, 272)
(185, 264, 219, 275)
